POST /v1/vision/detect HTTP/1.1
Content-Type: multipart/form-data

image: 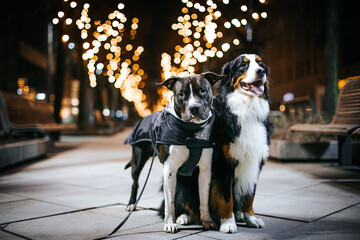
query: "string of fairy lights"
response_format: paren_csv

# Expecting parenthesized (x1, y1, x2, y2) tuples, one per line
(157, 0, 268, 110)
(52, 0, 268, 117)
(52, 1, 151, 117)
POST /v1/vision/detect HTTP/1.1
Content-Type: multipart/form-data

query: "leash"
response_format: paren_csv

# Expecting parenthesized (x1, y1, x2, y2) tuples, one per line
(100, 151, 156, 239)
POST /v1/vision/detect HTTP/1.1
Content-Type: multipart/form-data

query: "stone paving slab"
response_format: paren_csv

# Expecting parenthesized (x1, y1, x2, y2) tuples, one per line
(0, 229, 24, 240)
(4, 210, 132, 240)
(0, 193, 26, 204)
(0, 199, 74, 224)
(276, 204, 360, 240)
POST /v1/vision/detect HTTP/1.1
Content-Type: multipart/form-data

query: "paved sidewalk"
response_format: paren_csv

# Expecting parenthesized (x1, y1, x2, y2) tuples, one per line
(0, 129, 359, 240)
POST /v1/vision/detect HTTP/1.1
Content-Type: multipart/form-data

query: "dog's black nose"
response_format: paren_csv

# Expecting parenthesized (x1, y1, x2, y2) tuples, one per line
(256, 68, 265, 78)
(190, 105, 201, 115)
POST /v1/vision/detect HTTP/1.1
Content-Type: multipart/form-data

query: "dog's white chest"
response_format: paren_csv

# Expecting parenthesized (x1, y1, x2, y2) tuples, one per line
(227, 92, 270, 195)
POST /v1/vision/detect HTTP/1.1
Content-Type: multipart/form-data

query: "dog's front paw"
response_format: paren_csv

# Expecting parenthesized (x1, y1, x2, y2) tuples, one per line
(245, 214, 265, 228)
(125, 204, 135, 212)
(219, 216, 237, 233)
(176, 214, 192, 225)
(202, 218, 218, 230)
(163, 223, 179, 233)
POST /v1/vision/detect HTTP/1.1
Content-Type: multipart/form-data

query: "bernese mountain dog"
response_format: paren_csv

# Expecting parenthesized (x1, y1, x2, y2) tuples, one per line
(171, 54, 273, 233)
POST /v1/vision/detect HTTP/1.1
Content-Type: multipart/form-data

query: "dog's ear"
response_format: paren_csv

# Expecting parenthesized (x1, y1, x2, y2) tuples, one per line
(221, 61, 233, 77)
(159, 76, 180, 90)
(202, 72, 227, 85)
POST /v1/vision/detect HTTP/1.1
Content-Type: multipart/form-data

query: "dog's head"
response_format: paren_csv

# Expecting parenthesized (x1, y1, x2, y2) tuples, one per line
(221, 54, 269, 99)
(161, 72, 226, 122)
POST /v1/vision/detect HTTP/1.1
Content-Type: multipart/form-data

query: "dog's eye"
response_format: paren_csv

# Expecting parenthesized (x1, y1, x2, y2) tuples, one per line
(200, 89, 207, 94)
(178, 92, 184, 97)
(240, 62, 248, 68)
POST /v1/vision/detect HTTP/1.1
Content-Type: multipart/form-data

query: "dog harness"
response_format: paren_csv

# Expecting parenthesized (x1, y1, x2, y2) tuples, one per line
(124, 104, 213, 176)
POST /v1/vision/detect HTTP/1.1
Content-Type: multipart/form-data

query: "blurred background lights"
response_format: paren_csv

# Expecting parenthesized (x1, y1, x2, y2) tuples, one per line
(68, 42, 75, 49)
(231, 19, 241, 27)
(58, 11, 64, 18)
(66, 18, 73, 25)
(36, 93, 46, 100)
(116, 110, 123, 118)
(52, 18, 59, 24)
(259, 0, 266, 3)
(70, 1, 77, 8)
(62, 34, 69, 42)
(241, 5, 248, 11)
(118, 3, 124, 10)
(221, 43, 230, 52)
(261, 12, 268, 18)
(283, 92, 295, 102)
(102, 108, 110, 117)
(241, 19, 247, 25)
(252, 13, 259, 19)
(224, 22, 231, 28)
(96, 63, 104, 70)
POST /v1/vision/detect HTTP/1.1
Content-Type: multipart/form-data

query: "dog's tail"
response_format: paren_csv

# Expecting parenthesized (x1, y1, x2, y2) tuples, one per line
(124, 160, 132, 170)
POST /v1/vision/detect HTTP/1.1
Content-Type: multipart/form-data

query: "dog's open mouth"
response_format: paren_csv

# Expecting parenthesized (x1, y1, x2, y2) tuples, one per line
(240, 80, 264, 95)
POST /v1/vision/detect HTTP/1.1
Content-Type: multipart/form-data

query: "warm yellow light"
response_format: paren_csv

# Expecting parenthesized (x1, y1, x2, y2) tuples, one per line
(133, 55, 139, 61)
(279, 104, 285, 112)
(106, 53, 113, 60)
(126, 44, 133, 51)
(62, 34, 70, 42)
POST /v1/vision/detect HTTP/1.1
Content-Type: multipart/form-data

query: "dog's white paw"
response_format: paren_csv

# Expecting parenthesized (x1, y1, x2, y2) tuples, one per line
(245, 214, 265, 228)
(176, 214, 192, 225)
(125, 204, 135, 212)
(163, 223, 179, 233)
(220, 215, 237, 233)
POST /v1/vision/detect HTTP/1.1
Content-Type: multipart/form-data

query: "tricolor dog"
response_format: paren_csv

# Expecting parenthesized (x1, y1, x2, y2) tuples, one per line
(172, 54, 273, 233)
(124, 73, 225, 233)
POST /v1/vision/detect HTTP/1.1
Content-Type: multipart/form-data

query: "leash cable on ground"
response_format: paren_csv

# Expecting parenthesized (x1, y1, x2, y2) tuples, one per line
(96, 151, 156, 239)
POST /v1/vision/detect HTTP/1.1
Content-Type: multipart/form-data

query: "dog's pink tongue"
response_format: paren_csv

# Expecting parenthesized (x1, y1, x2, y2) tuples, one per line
(251, 85, 264, 95)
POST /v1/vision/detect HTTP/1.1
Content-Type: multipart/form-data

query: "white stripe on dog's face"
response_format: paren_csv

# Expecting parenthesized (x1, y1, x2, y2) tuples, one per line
(242, 54, 266, 84)
(188, 84, 197, 107)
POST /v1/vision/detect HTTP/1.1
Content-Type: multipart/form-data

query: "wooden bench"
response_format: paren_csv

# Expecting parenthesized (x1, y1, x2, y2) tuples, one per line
(0, 91, 76, 147)
(289, 77, 360, 166)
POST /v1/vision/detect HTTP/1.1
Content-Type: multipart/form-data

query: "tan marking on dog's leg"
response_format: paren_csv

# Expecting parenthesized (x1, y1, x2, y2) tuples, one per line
(240, 195, 265, 228)
(210, 181, 237, 233)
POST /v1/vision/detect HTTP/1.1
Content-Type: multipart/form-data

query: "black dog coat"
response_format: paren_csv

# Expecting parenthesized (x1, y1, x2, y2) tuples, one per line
(124, 109, 213, 176)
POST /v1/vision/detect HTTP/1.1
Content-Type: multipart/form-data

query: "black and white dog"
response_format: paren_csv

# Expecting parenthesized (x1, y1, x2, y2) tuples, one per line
(124, 73, 225, 233)
(172, 54, 273, 233)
